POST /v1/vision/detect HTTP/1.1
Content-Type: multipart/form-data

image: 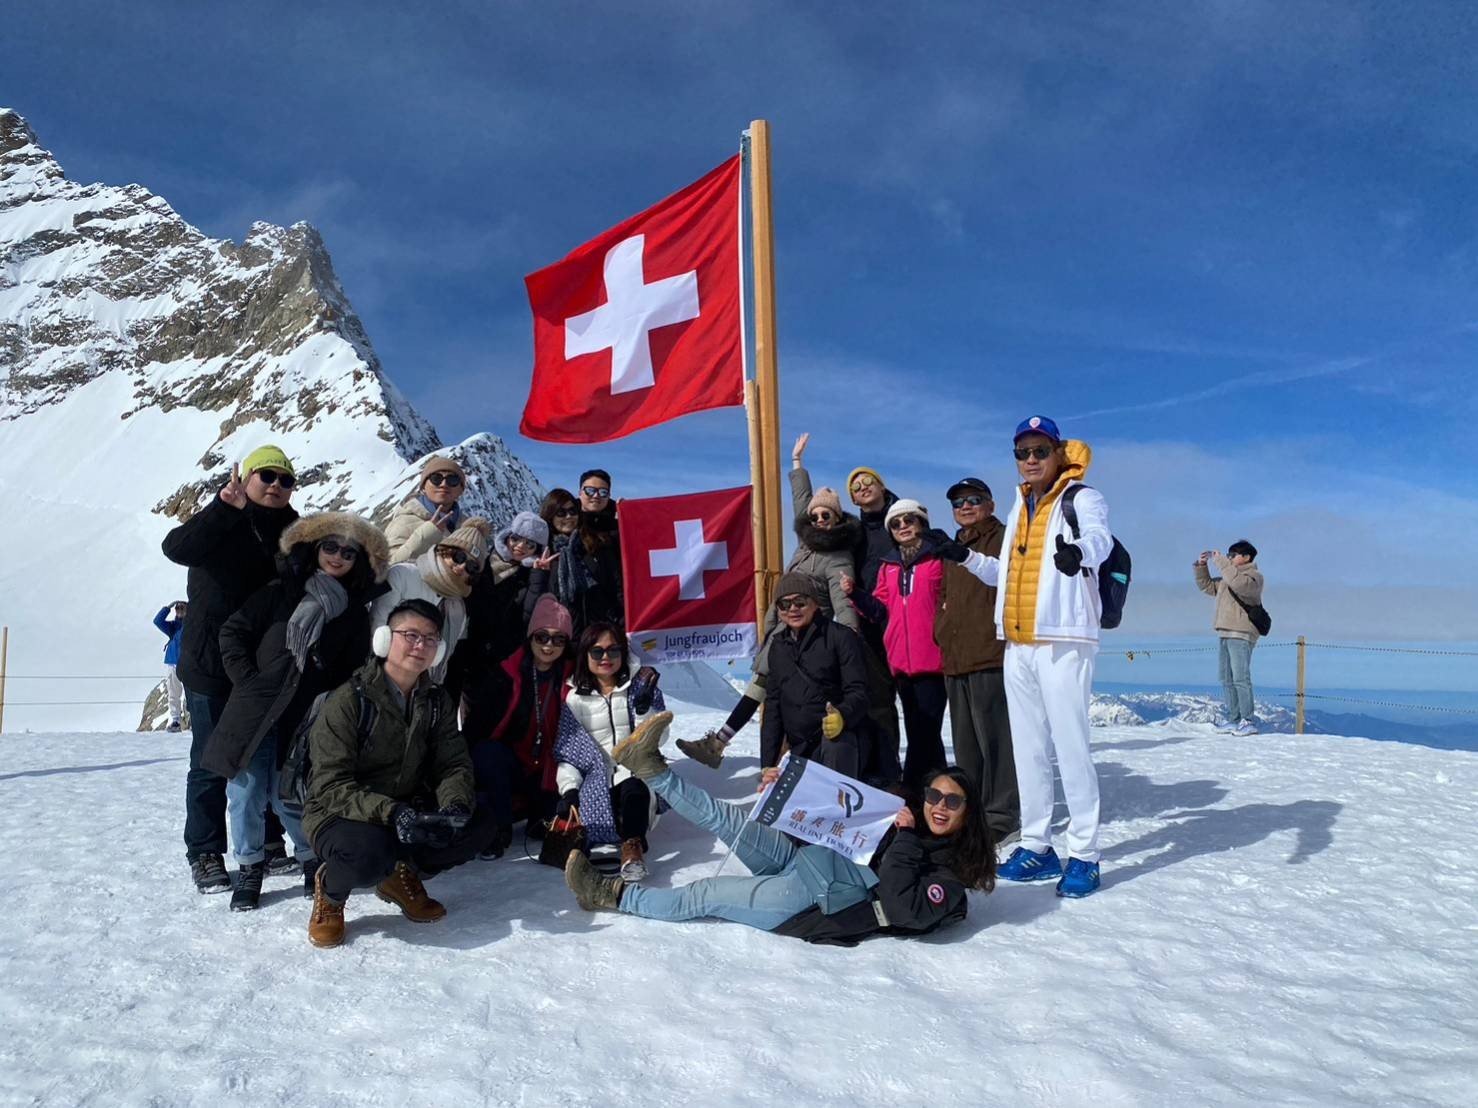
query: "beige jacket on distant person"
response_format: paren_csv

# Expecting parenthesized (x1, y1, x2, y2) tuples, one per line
(1195, 555, 1264, 643)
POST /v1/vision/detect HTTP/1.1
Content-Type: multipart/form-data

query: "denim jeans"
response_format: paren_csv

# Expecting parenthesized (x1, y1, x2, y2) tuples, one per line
(1218, 637, 1256, 722)
(183, 689, 229, 860)
(225, 730, 313, 865)
(619, 770, 815, 931)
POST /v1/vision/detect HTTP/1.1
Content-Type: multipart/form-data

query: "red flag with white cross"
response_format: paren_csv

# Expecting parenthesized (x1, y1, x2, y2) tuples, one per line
(619, 486, 757, 663)
(520, 157, 744, 443)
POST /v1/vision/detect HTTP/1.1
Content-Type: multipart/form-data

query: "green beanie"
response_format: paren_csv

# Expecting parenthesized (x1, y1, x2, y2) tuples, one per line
(241, 444, 295, 477)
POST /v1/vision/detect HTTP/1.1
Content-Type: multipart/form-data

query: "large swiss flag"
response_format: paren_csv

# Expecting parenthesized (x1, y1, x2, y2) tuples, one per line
(620, 486, 757, 664)
(520, 157, 744, 443)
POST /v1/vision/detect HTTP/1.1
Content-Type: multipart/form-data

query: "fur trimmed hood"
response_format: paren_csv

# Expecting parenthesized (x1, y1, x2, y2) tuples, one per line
(794, 511, 862, 555)
(279, 512, 391, 582)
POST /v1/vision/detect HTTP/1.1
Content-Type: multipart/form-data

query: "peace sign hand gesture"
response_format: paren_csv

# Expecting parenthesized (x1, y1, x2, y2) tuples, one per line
(534, 549, 561, 572)
(429, 505, 454, 532)
(220, 463, 247, 509)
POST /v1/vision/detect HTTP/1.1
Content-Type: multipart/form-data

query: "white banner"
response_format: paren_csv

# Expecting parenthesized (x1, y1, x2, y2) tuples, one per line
(750, 753, 903, 864)
(628, 622, 756, 665)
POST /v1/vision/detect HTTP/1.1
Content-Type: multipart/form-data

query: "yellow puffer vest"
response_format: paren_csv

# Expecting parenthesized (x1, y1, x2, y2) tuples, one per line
(1002, 441, 1091, 644)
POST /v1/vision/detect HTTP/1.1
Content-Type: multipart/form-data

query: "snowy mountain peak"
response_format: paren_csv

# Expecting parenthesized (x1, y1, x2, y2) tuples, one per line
(0, 109, 543, 731)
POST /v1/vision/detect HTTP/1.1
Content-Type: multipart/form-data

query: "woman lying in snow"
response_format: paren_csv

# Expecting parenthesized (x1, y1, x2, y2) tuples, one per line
(563, 713, 995, 945)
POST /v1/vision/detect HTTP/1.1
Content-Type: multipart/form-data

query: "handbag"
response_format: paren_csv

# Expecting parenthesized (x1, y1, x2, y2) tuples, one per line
(1227, 586, 1272, 636)
(538, 807, 588, 869)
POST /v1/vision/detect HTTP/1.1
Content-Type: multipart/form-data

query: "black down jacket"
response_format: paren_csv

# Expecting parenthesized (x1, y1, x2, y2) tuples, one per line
(760, 612, 870, 768)
(162, 496, 299, 699)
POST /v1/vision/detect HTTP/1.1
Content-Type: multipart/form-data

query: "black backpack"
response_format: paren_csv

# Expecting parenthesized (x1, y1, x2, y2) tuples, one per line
(1061, 485, 1132, 630)
(277, 679, 379, 813)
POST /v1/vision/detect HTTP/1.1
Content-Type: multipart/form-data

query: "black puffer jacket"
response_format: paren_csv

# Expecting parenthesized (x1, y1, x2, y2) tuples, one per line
(760, 612, 870, 768)
(771, 828, 968, 946)
(201, 514, 389, 778)
(854, 489, 900, 595)
(162, 496, 299, 698)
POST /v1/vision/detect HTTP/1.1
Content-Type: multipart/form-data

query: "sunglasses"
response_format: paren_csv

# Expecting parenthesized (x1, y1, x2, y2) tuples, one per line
(587, 645, 622, 661)
(1013, 445, 1054, 462)
(392, 629, 442, 649)
(922, 786, 966, 811)
(849, 475, 877, 492)
(580, 486, 612, 500)
(532, 631, 569, 648)
(950, 495, 986, 509)
(437, 547, 470, 566)
(888, 514, 923, 531)
(507, 535, 539, 549)
(425, 472, 463, 488)
(776, 595, 812, 612)
(318, 540, 359, 561)
(253, 469, 296, 489)
(809, 510, 835, 524)
(553, 505, 580, 518)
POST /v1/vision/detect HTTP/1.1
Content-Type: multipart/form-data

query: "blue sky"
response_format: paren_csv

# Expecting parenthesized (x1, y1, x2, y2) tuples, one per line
(7, 1, 1478, 639)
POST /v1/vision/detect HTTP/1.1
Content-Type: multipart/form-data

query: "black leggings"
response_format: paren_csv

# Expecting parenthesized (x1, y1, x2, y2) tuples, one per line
(896, 673, 948, 793)
(612, 776, 651, 844)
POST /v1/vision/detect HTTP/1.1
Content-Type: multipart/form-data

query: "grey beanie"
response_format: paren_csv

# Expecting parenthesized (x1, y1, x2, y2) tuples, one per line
(773, 571, 823, 604)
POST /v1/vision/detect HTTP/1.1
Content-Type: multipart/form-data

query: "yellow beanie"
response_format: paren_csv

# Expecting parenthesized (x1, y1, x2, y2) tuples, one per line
(846, 466, 885, 503)
(241, 445, 295, 477)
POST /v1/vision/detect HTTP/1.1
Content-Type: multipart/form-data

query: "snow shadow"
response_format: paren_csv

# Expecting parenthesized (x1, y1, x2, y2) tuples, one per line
(1102, 800, 1342, 887)
(1093, 733, 1201, 753)
(0, 756, 183, 781)
(1095, 760, 1229, 824)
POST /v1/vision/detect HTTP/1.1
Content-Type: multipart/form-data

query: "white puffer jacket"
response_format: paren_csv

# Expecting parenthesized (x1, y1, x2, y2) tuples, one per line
(558, 678, 667, 795)
(960, 444, 1114, 645)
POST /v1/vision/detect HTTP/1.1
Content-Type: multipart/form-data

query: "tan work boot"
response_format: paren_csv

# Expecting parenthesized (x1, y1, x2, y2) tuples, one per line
(619, 838, 648, 882)
(376, 860, 447, 923)
(565, 851, 624, 911)
(676, 732, 726, 769)
(308, 863, 346, 948)
(611, 711, 673, 780)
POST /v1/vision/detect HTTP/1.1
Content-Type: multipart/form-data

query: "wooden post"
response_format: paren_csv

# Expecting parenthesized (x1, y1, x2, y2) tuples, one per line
(1295, 635, 1306, 735)
(746, 381, 769, 632)
(0, 625, 8, 735)
(748, 119, 785, 581)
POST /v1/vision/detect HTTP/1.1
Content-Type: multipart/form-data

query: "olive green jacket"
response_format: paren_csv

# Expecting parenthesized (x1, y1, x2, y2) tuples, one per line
(302, 659, 475, 846)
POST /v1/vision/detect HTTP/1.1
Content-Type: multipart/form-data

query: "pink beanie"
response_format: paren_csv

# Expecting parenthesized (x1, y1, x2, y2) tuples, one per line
(528, 593, 574, 639)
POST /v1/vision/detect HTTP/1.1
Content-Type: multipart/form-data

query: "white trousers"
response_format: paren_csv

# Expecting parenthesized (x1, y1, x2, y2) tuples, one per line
(165, 665, 184, 724)
(1002, 641, 1100, 862)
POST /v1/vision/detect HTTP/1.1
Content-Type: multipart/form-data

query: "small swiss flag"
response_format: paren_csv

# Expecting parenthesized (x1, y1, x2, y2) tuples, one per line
(619, 486, 757, 664)
(520, 157, 744, 444)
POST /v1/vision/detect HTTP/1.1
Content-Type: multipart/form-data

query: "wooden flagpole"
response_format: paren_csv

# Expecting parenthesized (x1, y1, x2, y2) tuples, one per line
(745, 381, 769, 632)
(748, 120, 785, 602)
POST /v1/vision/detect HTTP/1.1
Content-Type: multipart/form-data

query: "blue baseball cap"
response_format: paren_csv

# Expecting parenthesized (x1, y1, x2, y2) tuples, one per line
(1013, 415, 1061, 442)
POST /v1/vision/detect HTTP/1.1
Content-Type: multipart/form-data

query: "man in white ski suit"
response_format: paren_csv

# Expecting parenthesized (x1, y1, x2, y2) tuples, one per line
(951, 415, 1110, 897)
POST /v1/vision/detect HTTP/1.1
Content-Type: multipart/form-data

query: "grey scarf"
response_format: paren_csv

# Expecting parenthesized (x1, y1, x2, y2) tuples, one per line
(285, 572, 349, 671)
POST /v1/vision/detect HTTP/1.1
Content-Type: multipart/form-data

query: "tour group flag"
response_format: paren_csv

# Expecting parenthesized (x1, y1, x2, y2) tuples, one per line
(620, 485, 756, 665)
(751, 754, 904, 865)
(521, 156, 744, 444)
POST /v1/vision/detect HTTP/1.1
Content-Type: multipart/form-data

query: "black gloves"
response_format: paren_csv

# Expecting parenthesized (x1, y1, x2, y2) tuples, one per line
(555, 789, 580, 820)
(1054, 535, 1084, 576)
(927, 528, 971, 564)
(392, 803, 467, 847)
(438, 802, 472, 828)
(629, 665, 660, 714)
(392, 804, 431, 845)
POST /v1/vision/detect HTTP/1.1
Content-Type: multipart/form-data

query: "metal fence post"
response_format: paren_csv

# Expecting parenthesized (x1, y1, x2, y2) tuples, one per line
(1295, 635, 1306, 735)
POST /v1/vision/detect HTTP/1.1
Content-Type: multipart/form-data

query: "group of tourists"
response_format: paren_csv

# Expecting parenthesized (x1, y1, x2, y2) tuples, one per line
(159, 415, 1265, 948)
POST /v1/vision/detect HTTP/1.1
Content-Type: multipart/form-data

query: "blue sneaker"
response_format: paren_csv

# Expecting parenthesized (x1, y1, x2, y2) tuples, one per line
(1056, 858, 1100, 898)
(997, 847, 1063, 883)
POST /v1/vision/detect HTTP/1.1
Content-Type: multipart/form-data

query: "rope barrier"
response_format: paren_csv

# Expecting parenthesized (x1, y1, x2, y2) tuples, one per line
(1121, 641, 1298, 660)
(1277, 692, 1478, 716)
(1298, 643, 1478, 658)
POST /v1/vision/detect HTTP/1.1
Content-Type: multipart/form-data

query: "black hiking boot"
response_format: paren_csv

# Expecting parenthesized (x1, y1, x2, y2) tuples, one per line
(264, 842, 299, 877)
(230, 862, 266, 911)
(191, 853, 231, 894)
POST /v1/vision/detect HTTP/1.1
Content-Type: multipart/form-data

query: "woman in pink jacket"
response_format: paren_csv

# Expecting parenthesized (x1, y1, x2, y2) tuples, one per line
(844, 499, 948, 794)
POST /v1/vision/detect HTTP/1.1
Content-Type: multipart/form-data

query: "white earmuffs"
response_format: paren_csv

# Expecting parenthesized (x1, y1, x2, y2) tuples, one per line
(372, 625, 447, 667)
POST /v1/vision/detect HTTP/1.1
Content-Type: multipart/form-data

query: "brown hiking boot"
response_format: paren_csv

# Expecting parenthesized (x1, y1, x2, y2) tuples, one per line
(376, 861, 446, 923)
(565, 851, 624, 911)
(619, 838, 648, 882)
(611, 711, 673, 780)
(676, 732, 726, 769)
(308, 863, 346, 948)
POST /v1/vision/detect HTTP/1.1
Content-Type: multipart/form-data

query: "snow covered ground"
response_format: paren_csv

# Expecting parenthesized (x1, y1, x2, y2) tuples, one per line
(2, 703, 1475, 1107)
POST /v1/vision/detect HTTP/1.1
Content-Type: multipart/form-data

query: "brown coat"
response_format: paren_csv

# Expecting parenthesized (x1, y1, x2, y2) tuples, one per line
(1195, 556, 1264, 643)
(934, 516, 1006, 674)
